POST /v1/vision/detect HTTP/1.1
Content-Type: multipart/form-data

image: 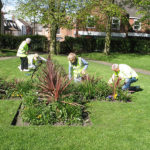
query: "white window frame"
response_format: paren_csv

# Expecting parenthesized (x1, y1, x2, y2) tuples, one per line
(112, 17, 120, 30)
(86, 16, 95, 28)
(133, 19, 141, 31)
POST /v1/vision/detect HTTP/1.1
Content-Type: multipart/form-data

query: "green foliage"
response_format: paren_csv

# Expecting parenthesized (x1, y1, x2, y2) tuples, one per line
(15, 0, 86, 54)
(0, 78, 9, 99)
(0, 35, 48, 52)
(7, 80, 36, 99)
(21, 92, 82, 125)
(0, 77, 36, 99)
(133, 0, 150, 24)
(76, 78, 111, 101)
(115, 89, 132, 102)
(60, 36, 97, 54)
(60, 36, 150, 54)
(63, 76, 112, 102)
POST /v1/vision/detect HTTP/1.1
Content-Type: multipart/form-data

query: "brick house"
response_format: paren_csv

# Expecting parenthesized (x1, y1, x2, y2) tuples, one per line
(4, 19, 21, 36)
(54, 3, 150, 41)
(16, 19, 32, 35)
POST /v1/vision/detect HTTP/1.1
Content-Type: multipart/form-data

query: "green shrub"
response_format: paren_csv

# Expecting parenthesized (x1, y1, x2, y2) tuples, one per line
(7, 80, 36, 99)
(60, 36, 150, 54)
(21, 92, 83, 125)
(60, 36, 96, 54)
(0, 34, 48, 52)
(0, 77, 36, 99)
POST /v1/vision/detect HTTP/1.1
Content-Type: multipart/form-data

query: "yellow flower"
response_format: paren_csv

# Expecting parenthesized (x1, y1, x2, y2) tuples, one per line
(37, 114, 42, 119)
(113, 93, 117, 99)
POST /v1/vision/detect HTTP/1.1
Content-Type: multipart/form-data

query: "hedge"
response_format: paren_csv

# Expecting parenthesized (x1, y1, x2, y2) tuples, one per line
(0, 34, 48, 52)
(60, 36, 150, 54)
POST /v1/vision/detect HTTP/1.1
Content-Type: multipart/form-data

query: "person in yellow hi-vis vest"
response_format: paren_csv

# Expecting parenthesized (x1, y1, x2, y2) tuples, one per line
(68, 53, 88, 82)
(18, 53, 47, 71)
(108, 64, 139, 91)
(27, 53, 47, 70)
(17, 38, 31, 71)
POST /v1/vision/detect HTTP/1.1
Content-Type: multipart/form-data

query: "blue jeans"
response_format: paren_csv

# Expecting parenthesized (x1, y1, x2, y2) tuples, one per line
(122, 77, 138, 90)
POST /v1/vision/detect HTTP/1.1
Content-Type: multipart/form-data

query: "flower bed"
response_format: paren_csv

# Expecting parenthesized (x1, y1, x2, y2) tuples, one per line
(1, 56, 132, 126)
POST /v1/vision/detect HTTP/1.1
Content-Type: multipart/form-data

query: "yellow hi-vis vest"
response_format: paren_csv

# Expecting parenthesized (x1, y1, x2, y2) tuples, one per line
(27, 54, 36, 65)
(70, 57, 84, 78)
(17, 41, 28, 57)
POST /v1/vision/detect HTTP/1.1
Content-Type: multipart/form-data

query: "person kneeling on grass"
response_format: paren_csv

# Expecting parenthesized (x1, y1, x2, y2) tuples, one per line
(18, 53, 47, 71)
(108, 64, 140, 91)
(68, 52, 88, 82)
(27, 53, 47, 70)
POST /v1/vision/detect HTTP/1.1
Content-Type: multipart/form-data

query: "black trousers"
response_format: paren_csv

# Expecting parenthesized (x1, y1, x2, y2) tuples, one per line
(20, 57, 28, 70)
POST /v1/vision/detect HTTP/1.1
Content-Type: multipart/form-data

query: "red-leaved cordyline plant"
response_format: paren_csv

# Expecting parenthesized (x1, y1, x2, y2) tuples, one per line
(38, 55, 72, 103)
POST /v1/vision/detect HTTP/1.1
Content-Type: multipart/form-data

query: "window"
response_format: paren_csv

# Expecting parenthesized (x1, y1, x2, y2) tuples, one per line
(133, 19, 141, 31)
(87, 16, 95, 28)
(112, 17, 120, 30)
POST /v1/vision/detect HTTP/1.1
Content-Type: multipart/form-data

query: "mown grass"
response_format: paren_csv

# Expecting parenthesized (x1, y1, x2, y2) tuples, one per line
(0, 58, 31, 81)
(0, 54, 150, 150)
(0, 100, 21, 126)
(80, 52, 150, 71)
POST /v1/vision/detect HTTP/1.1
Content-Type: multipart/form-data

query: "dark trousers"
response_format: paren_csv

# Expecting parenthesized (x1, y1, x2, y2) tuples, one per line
(20, 57, 28, 70)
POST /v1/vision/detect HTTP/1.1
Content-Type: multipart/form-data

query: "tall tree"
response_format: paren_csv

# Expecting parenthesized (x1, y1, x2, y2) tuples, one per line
(0, 0, 2, 34)
(15, 0, 85, 54)
(133, 0, 150, 23)
(77, 0, 128, 55)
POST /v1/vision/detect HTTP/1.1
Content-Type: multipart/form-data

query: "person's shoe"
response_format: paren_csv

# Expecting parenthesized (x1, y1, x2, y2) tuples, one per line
(23, 69, 29, 72)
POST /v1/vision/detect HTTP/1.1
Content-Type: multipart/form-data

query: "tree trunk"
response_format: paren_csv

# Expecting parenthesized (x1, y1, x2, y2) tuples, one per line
(49, 24, 57, 54)
(0, 8, 1, 34)
(33, 16, 35, 35)
(104, 16, 112, 55)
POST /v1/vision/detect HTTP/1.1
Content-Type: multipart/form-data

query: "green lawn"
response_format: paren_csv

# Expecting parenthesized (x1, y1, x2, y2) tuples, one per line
(0, 54, 150, 150)
(80, 52, 150, 71)
(0, 100, 21, 126)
